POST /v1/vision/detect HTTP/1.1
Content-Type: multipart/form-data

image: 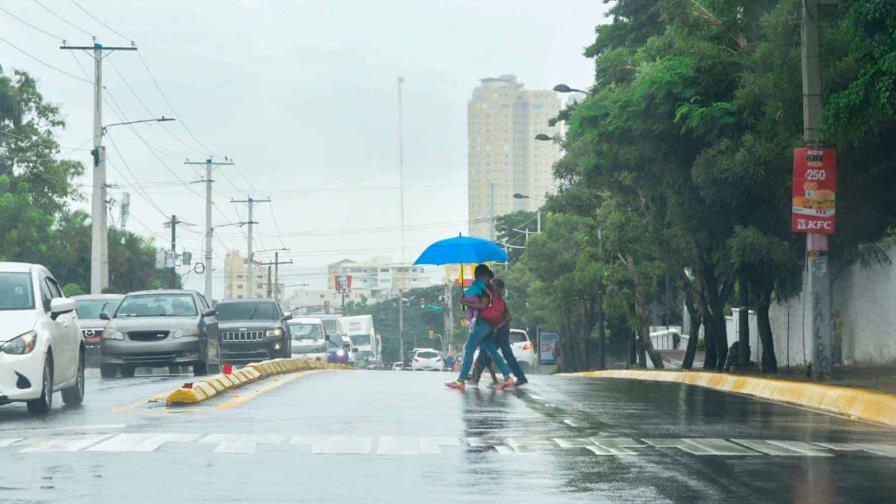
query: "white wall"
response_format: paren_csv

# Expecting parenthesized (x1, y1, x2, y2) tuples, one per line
(769, 246, 896, 367)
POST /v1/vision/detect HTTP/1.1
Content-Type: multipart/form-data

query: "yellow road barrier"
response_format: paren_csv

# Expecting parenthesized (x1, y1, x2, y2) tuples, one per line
(165, 357, 350, 406)
(566, 369, 896, 428)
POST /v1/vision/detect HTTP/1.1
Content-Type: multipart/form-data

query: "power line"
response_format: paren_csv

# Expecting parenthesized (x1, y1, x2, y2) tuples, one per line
(31, 0, 94, 38)
(0, 5, 64, 40)
(69, 0, 132, 42)
(0, 36, 91, 84)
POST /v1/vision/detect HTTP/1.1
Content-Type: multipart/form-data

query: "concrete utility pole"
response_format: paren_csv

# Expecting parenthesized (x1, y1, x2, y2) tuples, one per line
(61, 41, 137, 294)
(443, 282, 452, 355)
(163, 215, 192, 288)
(801, 0, 833, 379)
(231, 196, 270, 298)
(185, 157, 235, 299)
(257, 251, 292, 303)
(397, 76, 407, 363)
(120, 192, 130, 232)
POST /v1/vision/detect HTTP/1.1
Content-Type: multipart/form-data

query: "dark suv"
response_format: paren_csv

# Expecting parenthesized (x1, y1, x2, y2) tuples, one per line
(215, 299, 292, 364)
(99, 289, 221, 378)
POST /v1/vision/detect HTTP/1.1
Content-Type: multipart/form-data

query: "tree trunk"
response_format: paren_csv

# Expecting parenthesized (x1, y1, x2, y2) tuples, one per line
(682, 303, 702, 369)
(596, 308, 607, 370)
(737, 273, 750, 367)
(623, 254, 664, 369)
(703, 313, 717, 370)
(711, 309, 728, 371)
(756, 287, 778, 373)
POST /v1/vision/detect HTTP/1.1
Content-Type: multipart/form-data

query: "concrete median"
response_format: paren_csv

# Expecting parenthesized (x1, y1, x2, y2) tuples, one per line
(566, 369, 896, 428)
(166, 358, 350, 406)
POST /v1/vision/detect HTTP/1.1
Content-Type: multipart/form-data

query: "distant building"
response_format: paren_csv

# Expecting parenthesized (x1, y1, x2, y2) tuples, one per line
(286, 289, 372, 315)
(467, 74, 562, 238)
(327, 257, 432, 300)
(223, 250, 283, 300)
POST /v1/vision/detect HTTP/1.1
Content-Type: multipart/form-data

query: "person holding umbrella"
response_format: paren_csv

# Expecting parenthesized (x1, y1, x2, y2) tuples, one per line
(445, 264, 514, 391)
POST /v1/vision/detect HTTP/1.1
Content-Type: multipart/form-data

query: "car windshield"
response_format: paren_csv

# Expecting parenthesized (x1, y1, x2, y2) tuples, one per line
(321, 319, 342, 335)
(417, 351, 439, 359)
(350, 334, 371, 346)
(216, 301, 280, 321)
(289, 323, 324, 340)
(75, 299, 120, 319)
(0, 272, 34, 311)
(509, 332, 528, 344)
(115, 294, 197, 317)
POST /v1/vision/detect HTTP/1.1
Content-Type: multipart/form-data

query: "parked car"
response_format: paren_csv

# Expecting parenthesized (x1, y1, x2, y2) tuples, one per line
(391, 361, 404, 371)
(72, 294, 123, 365)
(289, 317, 329, 362)
(0, 262, 85, 414)
(509, 329, 538, 370)
(539, 332, 559, 365)
(100, 289, 220, 378)
(411, 348, 443, 371)
(215, 299, 292, 363)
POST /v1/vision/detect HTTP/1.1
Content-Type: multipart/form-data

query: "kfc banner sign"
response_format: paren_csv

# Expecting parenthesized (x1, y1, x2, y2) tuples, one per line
(792, 147, 836, 234)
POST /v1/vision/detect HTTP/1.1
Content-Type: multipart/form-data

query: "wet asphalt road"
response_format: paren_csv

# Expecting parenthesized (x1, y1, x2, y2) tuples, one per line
(1, 369, 895, 503)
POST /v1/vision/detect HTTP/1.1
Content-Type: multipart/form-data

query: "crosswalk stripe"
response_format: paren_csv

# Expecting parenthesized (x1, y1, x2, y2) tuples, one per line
(733, 439, 832, 457)
(18, 435, 110, 453)
(199, 434, 285, 454)
(643, 438, 759, 455)
(814, 442, 896, 458)
(87, 433, 199, 452)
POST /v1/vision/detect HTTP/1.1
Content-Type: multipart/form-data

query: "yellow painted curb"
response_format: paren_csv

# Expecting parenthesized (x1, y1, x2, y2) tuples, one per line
(166, 357, 348, 406)
(566, 369, 896, 428)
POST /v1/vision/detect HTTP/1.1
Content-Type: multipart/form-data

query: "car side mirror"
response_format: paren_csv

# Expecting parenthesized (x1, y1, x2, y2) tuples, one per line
(201, 308, 216, 318)
(325, 334, 330, 341)
(100, 312, 111, 321)
(343, 342, 351, 350)
(281, 313, 293, 321)
(50, 298, 76, 320)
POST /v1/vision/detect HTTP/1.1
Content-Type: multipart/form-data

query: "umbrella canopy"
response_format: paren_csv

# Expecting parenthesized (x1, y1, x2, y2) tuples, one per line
(413, 235, 508, 265)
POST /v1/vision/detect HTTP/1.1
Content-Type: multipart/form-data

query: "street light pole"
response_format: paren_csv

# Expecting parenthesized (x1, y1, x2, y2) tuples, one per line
(186, 157, 235, 300)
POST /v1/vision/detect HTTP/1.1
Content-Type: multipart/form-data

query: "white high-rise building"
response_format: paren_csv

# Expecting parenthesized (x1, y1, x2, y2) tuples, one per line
(467, 74, 562, 238)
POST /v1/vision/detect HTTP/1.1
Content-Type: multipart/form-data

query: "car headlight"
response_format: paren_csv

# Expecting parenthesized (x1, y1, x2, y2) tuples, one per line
(2, 331, 37, 355)
(265, 328, 283, 338)
(102, 328, 124, 340)
(172, 327, 201, 339)
(336, 349, 346, 357)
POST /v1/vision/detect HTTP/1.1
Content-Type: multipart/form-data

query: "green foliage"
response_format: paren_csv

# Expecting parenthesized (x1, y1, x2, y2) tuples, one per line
(62, 283, 84, 297)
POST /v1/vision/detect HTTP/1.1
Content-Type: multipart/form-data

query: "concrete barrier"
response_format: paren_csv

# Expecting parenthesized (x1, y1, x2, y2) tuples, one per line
(566, 369, 896, 428)
(165, 357, 349, 406)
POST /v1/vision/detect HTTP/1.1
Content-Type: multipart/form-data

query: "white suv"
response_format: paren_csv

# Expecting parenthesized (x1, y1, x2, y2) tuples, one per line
(411, 348, 443, 371)
(0, 263, 85, 414)
(509, 329, 538, 370)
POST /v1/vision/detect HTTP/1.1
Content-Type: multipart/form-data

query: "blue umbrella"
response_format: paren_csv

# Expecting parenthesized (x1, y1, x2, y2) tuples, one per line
(414, 235, 508, 265)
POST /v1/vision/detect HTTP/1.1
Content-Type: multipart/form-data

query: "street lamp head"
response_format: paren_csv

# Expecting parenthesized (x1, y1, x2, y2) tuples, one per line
(534, 133, 553, 141)
(513, 193, 528, 199)
(553, 83, 573, 93)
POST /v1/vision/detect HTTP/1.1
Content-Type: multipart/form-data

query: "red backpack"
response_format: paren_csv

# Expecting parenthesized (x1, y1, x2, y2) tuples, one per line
(479, 289, 506, 325)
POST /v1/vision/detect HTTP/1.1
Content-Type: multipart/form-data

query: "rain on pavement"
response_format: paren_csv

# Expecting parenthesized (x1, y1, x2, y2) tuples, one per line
(1, 370, 895, 503)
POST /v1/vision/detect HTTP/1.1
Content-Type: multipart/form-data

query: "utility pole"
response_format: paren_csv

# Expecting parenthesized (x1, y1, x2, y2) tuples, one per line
(186, 157, 235, 300)
(801, 0, 833, 379)
(257, 251, 292, 303)
(397, 76, 407, 363)
(61, 41, 137, 294)
(120, 192, 130, 232)
(231, 196, 270, 298)
(163, 215, 192, 288)
(443, 282, 452, 355)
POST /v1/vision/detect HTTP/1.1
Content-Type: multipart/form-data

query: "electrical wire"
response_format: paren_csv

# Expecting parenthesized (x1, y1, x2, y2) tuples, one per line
(31, 0, 94, 38)
(0, 36, 91, 84)
(69, 0, 132, 42)
(0, 5, 64, 40)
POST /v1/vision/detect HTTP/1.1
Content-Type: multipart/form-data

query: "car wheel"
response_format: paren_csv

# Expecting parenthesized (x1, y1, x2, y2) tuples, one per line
(26, 354, 53, 416)
(62, 350, 85, 406)
(120, 365, 136, 378)
(193, 361, 208, 376)
(100, 364, 117, 378)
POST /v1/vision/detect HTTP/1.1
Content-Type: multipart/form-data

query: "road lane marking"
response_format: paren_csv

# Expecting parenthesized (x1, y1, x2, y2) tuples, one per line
(321, 435, 373, 454)
(814, 442, 896, 458)
(376, 436, 420, 455)
(0, 438, 22, 447)
(506, 437, 556, 454)
(87, 433, 199, 452)
(18, 434, 110, 453)
(553, 437, 645, 455)
(0, 423, 126, 434)
(200, 434, 285, 453)
(419, 437, 461, 454)
(466, 437, 514, 454)
(643, 438, 759, 455)
(563, 418, 585, 428)
(197, 370, 324, 412)
(733, 439, 832, 456)
(290, 435, 330, 453)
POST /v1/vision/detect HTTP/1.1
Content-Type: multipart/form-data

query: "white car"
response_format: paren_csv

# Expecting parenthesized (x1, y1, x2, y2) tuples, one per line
(411, 348, 443, 371)
(391, 362, 404, 371)
(509, 329, 538, 370)
(0, 263, 85, 415)
(289, 317, 329, 362)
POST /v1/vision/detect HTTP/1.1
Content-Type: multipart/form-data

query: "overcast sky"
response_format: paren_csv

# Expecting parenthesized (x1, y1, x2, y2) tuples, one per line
(2, 0, 610, 298)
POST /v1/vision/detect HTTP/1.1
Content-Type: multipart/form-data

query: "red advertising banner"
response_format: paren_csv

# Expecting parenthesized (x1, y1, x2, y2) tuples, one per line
(792, 147, 836, 234)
